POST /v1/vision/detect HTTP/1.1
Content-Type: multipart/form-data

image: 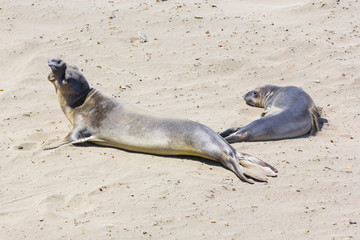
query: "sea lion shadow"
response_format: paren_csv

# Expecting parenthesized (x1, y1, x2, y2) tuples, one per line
(71, 142, 273, 182)
(72, 142, 271, 182)
(73, 142, 222, 167)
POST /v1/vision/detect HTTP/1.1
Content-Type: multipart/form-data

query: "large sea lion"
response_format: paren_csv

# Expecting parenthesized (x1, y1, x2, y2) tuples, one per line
(219, 84, 321, 143)
(45, 58, 277, 184)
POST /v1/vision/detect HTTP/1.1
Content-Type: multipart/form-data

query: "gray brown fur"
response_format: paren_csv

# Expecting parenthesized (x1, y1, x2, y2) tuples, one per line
(219, 84, 321, 143)
(46, 58, 277, 184)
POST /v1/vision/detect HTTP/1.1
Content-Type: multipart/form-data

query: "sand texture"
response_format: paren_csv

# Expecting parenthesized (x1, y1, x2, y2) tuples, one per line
(0, 0, 359, 239)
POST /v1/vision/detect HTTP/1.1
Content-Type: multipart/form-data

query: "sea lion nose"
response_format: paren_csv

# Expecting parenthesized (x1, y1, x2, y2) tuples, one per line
(48, 57, 62, 66)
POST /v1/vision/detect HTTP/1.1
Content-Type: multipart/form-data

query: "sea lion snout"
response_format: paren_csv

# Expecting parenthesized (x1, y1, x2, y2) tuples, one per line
(48, 57, 64, 67)
(48, 58, 67, 78)
(243, 90, 258, 107)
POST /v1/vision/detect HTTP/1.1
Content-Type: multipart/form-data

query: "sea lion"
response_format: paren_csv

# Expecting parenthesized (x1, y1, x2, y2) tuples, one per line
(219, 84, 321, 143)
(45, 58, 277, 184)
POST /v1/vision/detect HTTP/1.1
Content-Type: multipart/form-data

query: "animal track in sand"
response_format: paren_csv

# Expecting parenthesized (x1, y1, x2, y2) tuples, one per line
(14, 142, 37, 151)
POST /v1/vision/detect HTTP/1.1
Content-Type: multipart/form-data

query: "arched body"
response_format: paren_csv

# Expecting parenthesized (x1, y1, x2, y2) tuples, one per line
(219, 85, 321, 143)
(46, 58, 277, 183)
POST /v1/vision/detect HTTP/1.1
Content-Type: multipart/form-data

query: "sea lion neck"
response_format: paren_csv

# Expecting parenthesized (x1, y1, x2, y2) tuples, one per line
(68, 87, 94, 108)
(260, 85, 280, 107)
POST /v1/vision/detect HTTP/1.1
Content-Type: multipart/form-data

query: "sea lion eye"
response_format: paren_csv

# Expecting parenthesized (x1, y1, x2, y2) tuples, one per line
(252, 91, 258, 97)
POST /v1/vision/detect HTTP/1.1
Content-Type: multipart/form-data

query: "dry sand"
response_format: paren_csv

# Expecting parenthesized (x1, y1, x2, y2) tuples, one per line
(0, 0, 359, 239)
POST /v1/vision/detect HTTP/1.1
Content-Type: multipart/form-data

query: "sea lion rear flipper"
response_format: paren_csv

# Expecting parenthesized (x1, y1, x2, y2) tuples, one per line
(218, 127, 240, 138)
(309, 106, 321, 135)
(223, 129, 250, 143)
(224, 133, 246, 143)
(240, 160, 269, 182)
(239, 152, 278, 173)
(236, 152, 277, 182)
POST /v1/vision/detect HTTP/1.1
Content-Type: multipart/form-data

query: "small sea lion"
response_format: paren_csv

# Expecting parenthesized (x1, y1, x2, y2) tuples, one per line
(45, 58, 277, 184)
(219, 84, 321, 143)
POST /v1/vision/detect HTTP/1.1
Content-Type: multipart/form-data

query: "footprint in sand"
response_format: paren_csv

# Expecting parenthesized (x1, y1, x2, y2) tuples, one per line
(14, 142, 37, 151)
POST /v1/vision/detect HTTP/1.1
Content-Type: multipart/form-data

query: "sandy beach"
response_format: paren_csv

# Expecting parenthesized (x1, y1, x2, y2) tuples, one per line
(0, 0, 359, 239)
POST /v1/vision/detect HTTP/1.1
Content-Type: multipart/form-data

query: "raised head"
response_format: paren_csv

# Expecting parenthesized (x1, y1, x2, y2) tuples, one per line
(243, 84, 280, 108)
(47, 58, 91, 108)
(48, 58, 66, 79)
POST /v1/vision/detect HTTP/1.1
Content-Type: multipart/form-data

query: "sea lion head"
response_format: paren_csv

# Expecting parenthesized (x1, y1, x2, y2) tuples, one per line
(243, 84, 279, 108)
(48, 58, 91, 108)
(48, 58, 66, 80)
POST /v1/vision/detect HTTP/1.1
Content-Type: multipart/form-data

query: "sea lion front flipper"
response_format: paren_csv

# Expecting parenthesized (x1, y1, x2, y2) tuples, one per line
(43, 127, 97, 150)
(261, 104, 272, 117)
(43, 131, 76, 150)
(43, 140, 73, 150)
